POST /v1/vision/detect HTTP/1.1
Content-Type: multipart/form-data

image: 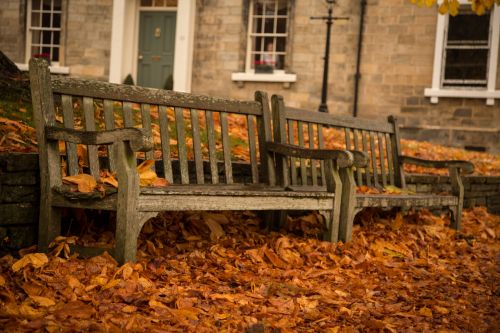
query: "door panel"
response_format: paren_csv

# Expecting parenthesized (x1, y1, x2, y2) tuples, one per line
(138, 12, 176, 89)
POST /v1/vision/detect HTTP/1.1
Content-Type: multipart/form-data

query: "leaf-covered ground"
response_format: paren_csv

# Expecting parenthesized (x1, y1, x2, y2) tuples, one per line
(1, 207, 498, 332)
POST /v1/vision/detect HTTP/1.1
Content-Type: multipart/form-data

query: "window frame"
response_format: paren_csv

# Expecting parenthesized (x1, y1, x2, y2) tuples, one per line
(425, 1, 499, 105)
(232, 0, 296, 84)
(19, 0, 69, 74)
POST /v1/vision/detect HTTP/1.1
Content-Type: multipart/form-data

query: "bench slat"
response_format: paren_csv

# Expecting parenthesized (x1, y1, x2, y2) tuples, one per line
(205, 111, 219, 184)
(353, 129, 363, 185)
(83, 97, 100, 178)
(190, 109, 204, 184)
(123, 102, 134, 127)
(61, 95, 79, 176)
(288, 120, 298, 185)
(378, 132, 387, 187)
(344, 128, 351, 150)
(247, 115, 259, 184)
(103, 99, 116, 172)
(369, 131, 379, 188)
(361, 130, 371, 186)
(158, 106, 173, 182)
(220, 112, 233, 184)
(284, 107, 395, 133)
(308, 123, 317, 186)
(52, 77, 263, 115)
(385, 133, 395, 186)
(318, 124, 326, 187)
(175, 107, 189, 184)
(297, 121, 307, 185)
(140, 103, 155, 165)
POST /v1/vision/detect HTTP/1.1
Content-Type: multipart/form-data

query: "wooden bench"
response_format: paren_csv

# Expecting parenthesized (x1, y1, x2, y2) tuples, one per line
(271, 94, 474, 242)
(29, 58, 355, 263)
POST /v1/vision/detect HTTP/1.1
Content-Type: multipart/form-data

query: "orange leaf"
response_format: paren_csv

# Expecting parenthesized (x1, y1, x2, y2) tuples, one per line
(63, 174, 97, 193)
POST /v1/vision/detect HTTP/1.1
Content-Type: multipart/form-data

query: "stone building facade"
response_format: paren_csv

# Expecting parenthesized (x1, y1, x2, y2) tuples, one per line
(1, 0, 499, 152)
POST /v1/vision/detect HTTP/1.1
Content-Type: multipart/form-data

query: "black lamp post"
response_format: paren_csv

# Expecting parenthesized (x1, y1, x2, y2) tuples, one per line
(311, 1, 348, 113)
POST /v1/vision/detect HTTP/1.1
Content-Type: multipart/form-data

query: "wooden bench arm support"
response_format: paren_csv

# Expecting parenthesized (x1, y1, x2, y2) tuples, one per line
(266, 142, 354, 168)
(45, 126, 154, 152)
(399, 155, 474, 174)
(348, 150, 369, 168)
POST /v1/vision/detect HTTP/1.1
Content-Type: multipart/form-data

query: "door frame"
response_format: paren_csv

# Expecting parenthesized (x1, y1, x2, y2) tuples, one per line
(109, 0, 196, 92)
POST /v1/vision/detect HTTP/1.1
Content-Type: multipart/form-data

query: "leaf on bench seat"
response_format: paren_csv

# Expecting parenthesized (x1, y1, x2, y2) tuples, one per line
(137, 159, 169, 187)
(383, 185, 416, 195)
(357, 186, 381, 194)
(62, 174, 97, 193)
(99, 170, 118, 188)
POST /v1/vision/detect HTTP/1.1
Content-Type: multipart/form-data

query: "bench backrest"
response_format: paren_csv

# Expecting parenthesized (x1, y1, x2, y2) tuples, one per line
(271, 95, 405, 189)
(29, 58, 274, 188)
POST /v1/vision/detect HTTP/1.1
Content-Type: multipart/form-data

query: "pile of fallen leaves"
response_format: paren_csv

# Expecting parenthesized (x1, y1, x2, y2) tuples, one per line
(0, 116, 37, 153)
(0, 207, 498, 332)
(401, 139, 500, 176)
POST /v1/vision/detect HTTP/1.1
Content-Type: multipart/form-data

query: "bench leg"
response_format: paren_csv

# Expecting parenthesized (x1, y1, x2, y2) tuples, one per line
(114, 142, 140, 264)
(261, 211, 287, 231)
(338, 167, 357, 243)
(449, 205, 462, 231)
(38, 203, 61, 252)
(449, 167, 464, 231)
(114, 217, 139, 265)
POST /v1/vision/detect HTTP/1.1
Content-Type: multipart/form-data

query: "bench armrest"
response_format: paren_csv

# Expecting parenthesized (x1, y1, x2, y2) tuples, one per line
(400, 155, 474, 174)
(348, 150, 369, 168)
(45, 126, 154, 152)
(266, 142, 354, 168)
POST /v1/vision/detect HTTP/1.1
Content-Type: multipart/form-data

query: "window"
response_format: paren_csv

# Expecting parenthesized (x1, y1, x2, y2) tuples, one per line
(247, 0, 288, 72)
(443, 9, 490, 88)
(231, 0, 296, 84)
(26, 0, 62, 66)
(140, 0, 177, 7)
(425, 2, 500, 105)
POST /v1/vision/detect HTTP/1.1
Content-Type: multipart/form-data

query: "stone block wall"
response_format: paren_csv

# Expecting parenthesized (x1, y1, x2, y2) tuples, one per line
(0, 153, 39, 255)
(64, 0, 113, 80)
(0, 0, 27, 63)
(406, 174, 500, 214)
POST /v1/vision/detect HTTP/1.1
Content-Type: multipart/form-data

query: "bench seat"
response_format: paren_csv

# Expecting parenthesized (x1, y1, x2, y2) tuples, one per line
(356, 193, 458, 208)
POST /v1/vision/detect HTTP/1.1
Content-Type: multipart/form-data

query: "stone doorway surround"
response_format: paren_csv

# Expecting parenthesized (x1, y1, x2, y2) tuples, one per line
(108, 0, 196, 92)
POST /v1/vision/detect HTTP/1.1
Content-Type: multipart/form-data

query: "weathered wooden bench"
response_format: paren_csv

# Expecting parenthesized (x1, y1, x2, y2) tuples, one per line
(271, 94, 474, 242)
(29, 58, 355, 263)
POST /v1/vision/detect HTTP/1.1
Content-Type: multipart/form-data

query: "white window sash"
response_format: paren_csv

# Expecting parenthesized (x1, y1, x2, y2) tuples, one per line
(233, 0, 296, 83)
(19, 0, 69, 73)
(424, 3, 500, 105)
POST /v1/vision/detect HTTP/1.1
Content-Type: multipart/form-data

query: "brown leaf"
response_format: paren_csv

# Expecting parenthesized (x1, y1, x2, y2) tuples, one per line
(12, 253, 49, 272)
(30, 296, 56, 307)
(203, 216, 226, 241)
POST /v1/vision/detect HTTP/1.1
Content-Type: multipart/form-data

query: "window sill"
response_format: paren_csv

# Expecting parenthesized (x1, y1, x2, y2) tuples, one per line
(231, 71, 297, 83)
(424, 87, 500, 106)
(16, 63, 70, 75)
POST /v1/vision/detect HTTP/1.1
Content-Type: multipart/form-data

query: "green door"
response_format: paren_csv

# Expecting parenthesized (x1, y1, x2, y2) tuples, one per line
(137, 12, 176, 89)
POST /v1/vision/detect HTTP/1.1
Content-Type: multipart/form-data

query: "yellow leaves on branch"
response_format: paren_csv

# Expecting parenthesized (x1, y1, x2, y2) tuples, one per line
(411, 0, 500, 15)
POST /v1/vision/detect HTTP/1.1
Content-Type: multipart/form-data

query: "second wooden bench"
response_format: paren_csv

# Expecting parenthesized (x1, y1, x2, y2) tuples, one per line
(271, 94, 474, 242)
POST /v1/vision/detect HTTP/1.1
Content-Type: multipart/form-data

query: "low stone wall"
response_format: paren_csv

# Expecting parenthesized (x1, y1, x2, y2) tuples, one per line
(0, 153, 39, 254)
(0, 152, 499, 253)
(406, 174, 500, 214)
